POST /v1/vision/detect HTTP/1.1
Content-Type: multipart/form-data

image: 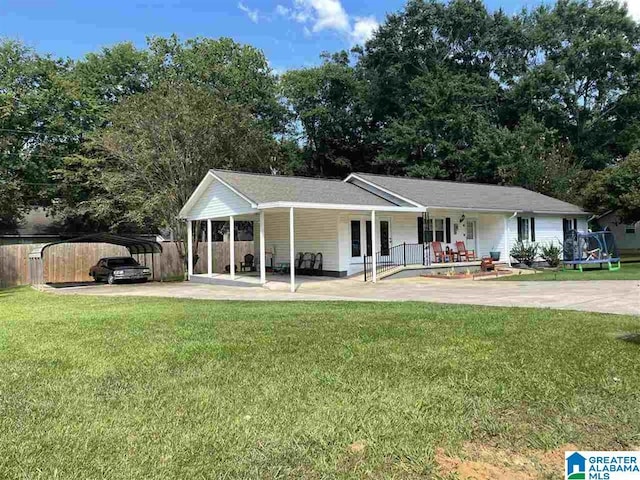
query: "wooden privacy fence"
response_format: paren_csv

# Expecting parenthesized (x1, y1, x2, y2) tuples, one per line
(0, 241, 254, 288)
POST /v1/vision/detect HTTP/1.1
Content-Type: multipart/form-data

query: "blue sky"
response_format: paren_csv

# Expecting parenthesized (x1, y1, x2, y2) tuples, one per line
(1, 0, 561, 72)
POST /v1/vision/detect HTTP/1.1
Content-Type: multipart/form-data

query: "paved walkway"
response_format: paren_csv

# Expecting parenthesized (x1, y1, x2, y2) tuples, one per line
(48, 276, 640, 315)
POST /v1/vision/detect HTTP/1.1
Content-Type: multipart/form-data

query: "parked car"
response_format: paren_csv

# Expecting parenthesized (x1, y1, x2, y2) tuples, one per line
(89, 257, 152, 284)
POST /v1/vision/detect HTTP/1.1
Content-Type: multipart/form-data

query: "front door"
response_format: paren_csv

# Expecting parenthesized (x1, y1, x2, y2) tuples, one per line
(466, 219, 478, 256)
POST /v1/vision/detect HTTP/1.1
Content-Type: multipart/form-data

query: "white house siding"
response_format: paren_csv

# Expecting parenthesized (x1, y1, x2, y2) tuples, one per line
(338, 210, 510, 275)
(598, 213, 640, 251)
(506, 214, 590, 262)
(187, 178, 257, 220)
(263, 209, 341, 274)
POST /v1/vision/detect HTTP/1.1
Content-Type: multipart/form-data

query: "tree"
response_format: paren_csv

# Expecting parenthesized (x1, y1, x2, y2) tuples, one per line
(281, 51, 374, 176)
(505, 0, 640, 169)
(67, 82, 278, 261)
(581, 152, 640, 223)
(0, 40, 86, 228)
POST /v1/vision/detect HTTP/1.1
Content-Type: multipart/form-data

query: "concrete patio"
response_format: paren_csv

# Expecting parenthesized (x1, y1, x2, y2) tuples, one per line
(46, 276, 640, 316)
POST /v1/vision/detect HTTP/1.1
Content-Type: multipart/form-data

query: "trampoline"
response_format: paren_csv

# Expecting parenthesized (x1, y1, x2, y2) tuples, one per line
(562, 229, 621, 272)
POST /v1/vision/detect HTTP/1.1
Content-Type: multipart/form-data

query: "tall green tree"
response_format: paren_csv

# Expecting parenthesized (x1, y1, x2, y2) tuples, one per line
(0, 40, 86, 228)
(56, 82, 278, 257)
(281, 51, 374, 176)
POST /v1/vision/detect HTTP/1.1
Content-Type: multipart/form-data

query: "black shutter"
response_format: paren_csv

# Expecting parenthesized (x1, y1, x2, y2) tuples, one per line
(530, 217, 536, 242)
(445, 218, 451, 244)
(417, 217, 424, 244)
(573, 218, 577, 230)
(517, 217, 523, 242)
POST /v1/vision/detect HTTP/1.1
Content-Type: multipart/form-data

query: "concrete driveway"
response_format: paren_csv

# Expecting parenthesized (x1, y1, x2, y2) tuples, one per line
(48, 276, 640, 315)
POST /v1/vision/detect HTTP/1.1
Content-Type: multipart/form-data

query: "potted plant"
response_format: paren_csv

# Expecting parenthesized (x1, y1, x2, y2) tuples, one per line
(489, 247, 501, 261)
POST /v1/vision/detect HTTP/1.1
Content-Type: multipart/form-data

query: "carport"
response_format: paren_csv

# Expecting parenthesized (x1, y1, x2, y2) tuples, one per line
(28, 233, 163, 286)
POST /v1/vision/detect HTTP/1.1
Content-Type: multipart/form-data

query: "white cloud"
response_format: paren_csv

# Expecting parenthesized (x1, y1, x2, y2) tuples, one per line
(350, 16, 379, 45)
(238, 2, 259, 23)
(624, 0, 640, 20)
(277, 0, 378, 45)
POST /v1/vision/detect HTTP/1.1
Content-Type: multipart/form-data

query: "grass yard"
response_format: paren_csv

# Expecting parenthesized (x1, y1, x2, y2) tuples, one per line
(496, 261, 640, 281)
(1, 288, 640, 479)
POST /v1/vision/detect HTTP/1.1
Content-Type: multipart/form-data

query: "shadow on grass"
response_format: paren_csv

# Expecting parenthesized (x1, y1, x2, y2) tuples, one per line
(617, 333, 640, 345)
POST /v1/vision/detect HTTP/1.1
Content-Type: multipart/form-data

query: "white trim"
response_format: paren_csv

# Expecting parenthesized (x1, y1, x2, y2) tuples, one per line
(289, 207, 295, 293)
(208, 171, 259, 207)
(187, 220, 193, 278)
(229, 215, 235, 280)
(344, 174, 425, 208)
(259, 211, 266, 285)
(207, 219, 212, 276)
(257, 201, 423, 213)
(371, 210, 377, 283)
(179, 171, 258, 219)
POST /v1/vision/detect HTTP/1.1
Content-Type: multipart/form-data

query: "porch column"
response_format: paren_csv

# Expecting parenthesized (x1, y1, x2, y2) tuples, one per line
(259, 211, 266, 285)
(504, 215, 511, 267)
(207, 219, 212, 276)
(371, 210, 377, 283)
(229, 215, 235, 279)
(289, 207, 295, 293)
(187, 220, 193, 278)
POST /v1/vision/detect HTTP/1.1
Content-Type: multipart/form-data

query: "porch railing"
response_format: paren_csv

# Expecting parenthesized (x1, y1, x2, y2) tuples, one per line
(363, 242, 430, 281)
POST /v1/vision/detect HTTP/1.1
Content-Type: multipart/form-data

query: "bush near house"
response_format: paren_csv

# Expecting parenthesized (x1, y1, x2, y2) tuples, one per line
(540, 242, 562, 267)
(510, 240, 539, 266)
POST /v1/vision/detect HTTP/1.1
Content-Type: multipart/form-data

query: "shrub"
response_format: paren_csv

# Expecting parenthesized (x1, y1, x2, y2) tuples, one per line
(540, 242, 562, 267)
(510, 241, 538, 266)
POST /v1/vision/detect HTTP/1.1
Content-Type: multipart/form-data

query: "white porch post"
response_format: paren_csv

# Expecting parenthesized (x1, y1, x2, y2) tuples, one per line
(207, 219, 212, 276)
(371, 210, 377, 283)
(187, 220, 193, 278)
(260, 211, 266, 285)
(504, 215, 511, 267)
(289, 207, 295, 292)
(229, 215, 235, 279)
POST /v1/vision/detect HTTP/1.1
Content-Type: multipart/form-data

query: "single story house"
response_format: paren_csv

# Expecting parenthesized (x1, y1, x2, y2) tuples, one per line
(179, 169, 589, 291)
(594, 211, 640, 254)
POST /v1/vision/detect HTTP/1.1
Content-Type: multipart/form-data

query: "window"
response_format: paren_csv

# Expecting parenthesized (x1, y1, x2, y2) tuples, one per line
(434, 218, 445, 242)
(518, 217, 536, 242)
(626, 224, 636, 234)
(351, 220, 361, 257)
(425, 218, 434, 242)
(380, 220, 390, 256)
(466, 221, 475, 240)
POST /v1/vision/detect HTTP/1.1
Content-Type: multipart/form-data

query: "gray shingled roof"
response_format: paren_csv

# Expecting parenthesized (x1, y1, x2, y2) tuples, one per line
(212, 170, 397, 207)
(354, 173, 587, 214)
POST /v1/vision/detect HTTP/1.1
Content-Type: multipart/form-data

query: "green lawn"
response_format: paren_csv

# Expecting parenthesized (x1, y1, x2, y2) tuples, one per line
(1, 288, 639, 478)
(496, 261, 640, 281)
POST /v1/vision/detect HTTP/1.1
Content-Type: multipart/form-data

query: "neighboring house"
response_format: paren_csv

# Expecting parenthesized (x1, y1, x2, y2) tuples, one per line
(595, 211, 640, 253)
(179, 170, 589, 290)
(0, 208, 62, 245)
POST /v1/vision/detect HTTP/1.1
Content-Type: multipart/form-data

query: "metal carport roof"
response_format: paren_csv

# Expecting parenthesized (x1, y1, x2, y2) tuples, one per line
(28, 233, 162, 259)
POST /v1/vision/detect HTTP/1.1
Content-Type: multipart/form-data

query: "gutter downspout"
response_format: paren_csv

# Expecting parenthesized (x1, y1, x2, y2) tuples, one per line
(505, 211, 518, 267)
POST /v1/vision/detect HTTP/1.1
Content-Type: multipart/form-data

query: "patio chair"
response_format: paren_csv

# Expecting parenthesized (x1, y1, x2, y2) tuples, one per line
(431, 242, 449, 263)
(455, 241, 477, 261)
(299, 252, 316, 275)
(240, 253, 255, 272)
(312, 252, 323, 276)
(295, 252, 304, 270)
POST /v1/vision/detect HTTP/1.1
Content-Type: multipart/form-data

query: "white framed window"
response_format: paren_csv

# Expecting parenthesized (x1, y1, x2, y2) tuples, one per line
(434, 218, 445, 242)
(517, 216, 536, 242)
(625, 224, 636, 234)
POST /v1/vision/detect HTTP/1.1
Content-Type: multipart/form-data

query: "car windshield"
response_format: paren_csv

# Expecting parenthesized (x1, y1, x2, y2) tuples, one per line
(107, 258, 139, 267)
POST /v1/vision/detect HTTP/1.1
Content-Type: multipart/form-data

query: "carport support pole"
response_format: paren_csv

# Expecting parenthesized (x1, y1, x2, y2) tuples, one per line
(207, 219, 212, 276)
(187, 220, 193, 279)
(229, 215, 235, 280)
(289, 207, 295, 293)
(371, 210, 377, 283)
(260, 211, 266, 285)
